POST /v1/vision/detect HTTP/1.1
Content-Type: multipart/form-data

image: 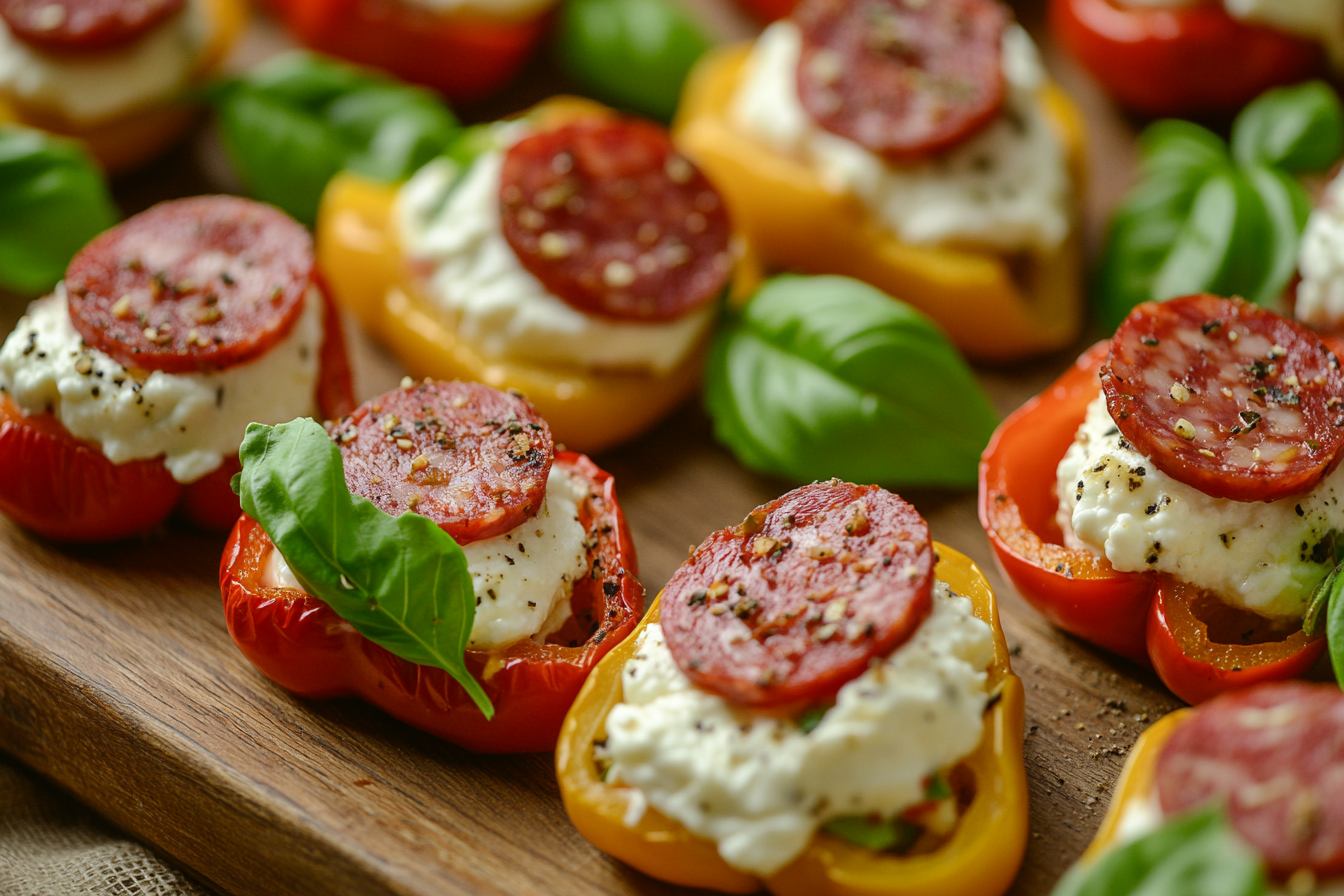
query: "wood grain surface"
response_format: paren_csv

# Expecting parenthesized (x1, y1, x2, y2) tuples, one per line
(0, 2, 1234, 894)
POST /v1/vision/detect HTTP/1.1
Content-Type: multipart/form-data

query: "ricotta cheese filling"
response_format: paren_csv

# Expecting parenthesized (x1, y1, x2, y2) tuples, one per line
(603, 582, 995, 877)
(1296, 169, 1344, 329)
(396, 144, 716, 376)
(1117, 0, 1344, 67)
(729, 21, 1072, 255)
(0, 0, 210, 125)
(263, 465, 591, 651)
(0, 287, 323, 483)
(1056, 393, 1344, 619)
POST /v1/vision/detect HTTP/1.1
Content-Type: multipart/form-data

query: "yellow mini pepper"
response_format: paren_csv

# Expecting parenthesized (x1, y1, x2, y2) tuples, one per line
(0, 0, 245, 175)
(555, 544, 1029, 896)
(316, 97, 730, 454)
(1080, 710, 1188, 861)
(672, 44, 1087, 364)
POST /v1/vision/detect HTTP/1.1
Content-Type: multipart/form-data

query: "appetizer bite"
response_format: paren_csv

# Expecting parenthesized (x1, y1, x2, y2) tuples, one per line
(263, 0, 551, 102)
(0, 0, 244, 173)
(1054, 682, 1344, 896)
(317, 98, 733, 452)
(674, 0, 1086, 363)
(221, 380, 642, 753)
(1052, 0, 1335, 118)
(0, 196, 354, 541)
(557, 481, 1027, 895)
(981, 294, 1333, 705)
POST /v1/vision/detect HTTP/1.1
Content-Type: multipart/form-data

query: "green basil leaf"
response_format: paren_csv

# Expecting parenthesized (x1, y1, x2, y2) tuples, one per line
(821, 815, 920, 853)
(704, 275, 999, 489)
(233, 419, 492, 717)
(1328, 561, 1344, 688)
(0, 126, 119, 294)
(1139, 120, 1229, 181)
(924, 772, 951, 801)
(1232, 81, 1344, 174)
(1051, 805, 1265, 896)
(1240, 165, 1312, 307)
(555, 0, 713, 121)
(796, 704, 830, 733)
(213, 52, 458, 225)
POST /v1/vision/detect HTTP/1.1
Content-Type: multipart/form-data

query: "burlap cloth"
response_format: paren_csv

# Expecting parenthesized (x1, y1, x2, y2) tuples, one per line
(0, 753, 211, 896)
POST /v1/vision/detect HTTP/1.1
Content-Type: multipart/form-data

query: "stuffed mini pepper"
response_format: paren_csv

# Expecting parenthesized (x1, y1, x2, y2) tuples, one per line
(0, 195, 354, 541)
(221, 380, 643, 753)
(557, 480, 1027, 895)
(0, 0, 244, 173)
(981, 294, 1336, 705)
(1052, 0, 1335, 118)
(674, 0, 1086, 363)
(317, 98, 733, 452)
(1055, 681, 1344, 895)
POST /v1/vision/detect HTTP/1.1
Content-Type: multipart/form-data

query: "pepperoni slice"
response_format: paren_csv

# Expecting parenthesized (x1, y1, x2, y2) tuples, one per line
(793, 0, 1009, 162)
(65, 197, 314, 375)
(1156, 682, 1344, 877)
(330, 381, 554, 545)
(1102, 294, 1344, 504)
(660, 480, 934, 707)
(498, 119, 732, 322)
(0, 0, 184, 50)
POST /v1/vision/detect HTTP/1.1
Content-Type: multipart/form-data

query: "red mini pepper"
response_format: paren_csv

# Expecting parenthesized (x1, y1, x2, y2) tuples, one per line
(219, 451, 643, 753)
(979, 342, 1325, 704)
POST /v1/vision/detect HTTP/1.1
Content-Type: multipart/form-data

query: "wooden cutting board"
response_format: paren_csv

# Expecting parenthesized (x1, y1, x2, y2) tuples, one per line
(0, 2, 1214, 894)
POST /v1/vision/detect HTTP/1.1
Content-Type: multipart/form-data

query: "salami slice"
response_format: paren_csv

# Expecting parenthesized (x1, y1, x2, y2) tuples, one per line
(1102, 294, 1344, 503)
(660, 480, 934, 707)
(794, 0, 1009, 162)
(65, 197, 314, 375)
(1156, 682, 1344, 877)
(330, 381, 554, 545)
(0, 0, 184, 51)
(498, 119, 732, 322)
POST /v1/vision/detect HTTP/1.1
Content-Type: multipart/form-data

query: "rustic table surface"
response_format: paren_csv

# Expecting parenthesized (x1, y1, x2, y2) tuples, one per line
(0, 1, 1244, 894)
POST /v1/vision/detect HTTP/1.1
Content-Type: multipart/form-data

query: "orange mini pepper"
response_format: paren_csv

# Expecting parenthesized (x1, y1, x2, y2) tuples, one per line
(672, 44, 1087, 364)
(315, 97, 735, 455)
(0, 0, 246, 174)
(555, 543, 1028, 896)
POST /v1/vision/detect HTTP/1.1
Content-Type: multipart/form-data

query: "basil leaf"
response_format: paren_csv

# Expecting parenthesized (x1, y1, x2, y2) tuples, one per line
(0, 126, 119, 294)
(1052, 805, 1265, 896)
(822, 815, 920, 853)
(704, 275, 999, 489)
(555, 0, 713, 121)
(1232, 81, 1344, 174)
(1241, 165, 1312, 307)
(233, 419, 492, 717)
(1327, 563, 1344, 688)
(796, 704, 830, 733)
(1140, 120, 1229, 181)
(213, 52, 458, 225)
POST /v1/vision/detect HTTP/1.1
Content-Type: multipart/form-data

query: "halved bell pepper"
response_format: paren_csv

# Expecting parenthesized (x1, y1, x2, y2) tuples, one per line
(0, 0, 246, 174)
(979, 343, 1326, 703)
(315, 97, 724, 454)
(672, 44, 1087, 364)
(219, 450, 643, 753)
(555, 543, 1028, 896)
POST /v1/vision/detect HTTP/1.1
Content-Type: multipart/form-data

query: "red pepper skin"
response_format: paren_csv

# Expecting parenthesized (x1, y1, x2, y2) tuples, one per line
(1050, 0, 1325, 118)
(268, 0, 549, 103)
(734, 0, 796, 22)
(219, 451, 644, 753)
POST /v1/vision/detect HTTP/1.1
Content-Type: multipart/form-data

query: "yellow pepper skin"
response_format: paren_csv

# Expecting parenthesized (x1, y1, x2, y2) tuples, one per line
(315, 97, 730, 454)
(0, 0, 246, 175)
(672, 44, 1087, 364)
(555, 543, 1029, 896)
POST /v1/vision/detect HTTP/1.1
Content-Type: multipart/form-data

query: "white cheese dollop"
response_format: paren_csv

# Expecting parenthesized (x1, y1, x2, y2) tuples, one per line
(604, 583, 995, 877)
(396, 149, 716, 376)
(730, 21, 1072, 255)
(263, 465, 591, 651)
(1296, 169, 1344, 329)
(0, 288, 323, 483)
(0, 0, 209, 125)
(1056, 393, 1344, 619)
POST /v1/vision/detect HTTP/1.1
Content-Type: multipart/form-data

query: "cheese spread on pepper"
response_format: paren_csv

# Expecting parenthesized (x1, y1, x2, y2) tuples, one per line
(1117, 0, 1344, 66)
(0, 0, 210, 125)
(729, 21, 1071, 255)
(263, 464, 590, 650)
(0, 287, 323, 483)
(396, 135, 716, 376)
(1056, 392, 1344, 619)
(1296, 169, 1344, 329)
(602, 582, 994, 877)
